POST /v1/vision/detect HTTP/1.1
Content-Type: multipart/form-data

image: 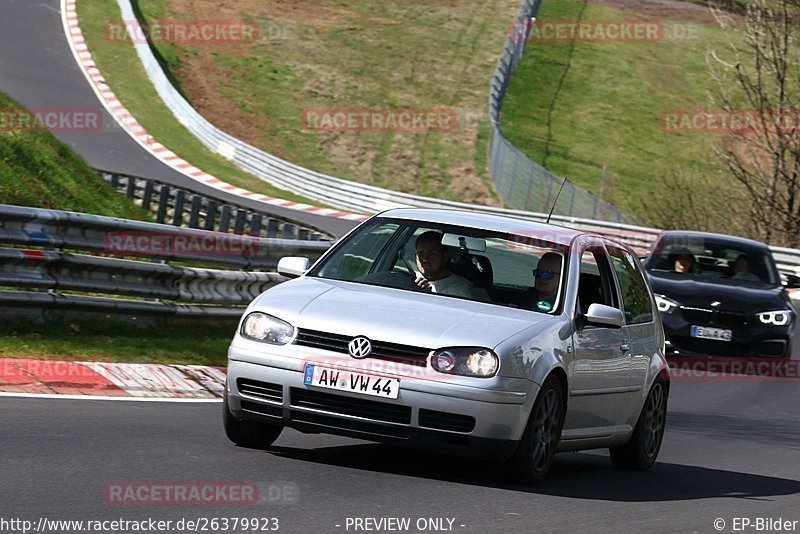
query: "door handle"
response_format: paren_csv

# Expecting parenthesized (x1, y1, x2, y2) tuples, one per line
(620, 343, 631, 352)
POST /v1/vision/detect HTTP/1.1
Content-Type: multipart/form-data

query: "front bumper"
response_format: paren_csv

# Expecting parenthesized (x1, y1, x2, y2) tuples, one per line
(662, 313, 793, 358)
(226, 343, 535, 460)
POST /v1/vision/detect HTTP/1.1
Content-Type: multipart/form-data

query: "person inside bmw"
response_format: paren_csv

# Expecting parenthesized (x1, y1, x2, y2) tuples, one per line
(672, 248, 697, 274)
(521, 252, 563, 312)
(732, 254, 760, 281)
(414, 231, 478, 299)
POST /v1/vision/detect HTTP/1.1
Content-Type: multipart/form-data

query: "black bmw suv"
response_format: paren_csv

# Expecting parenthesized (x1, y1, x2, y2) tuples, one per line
(644, 231, 800, 358)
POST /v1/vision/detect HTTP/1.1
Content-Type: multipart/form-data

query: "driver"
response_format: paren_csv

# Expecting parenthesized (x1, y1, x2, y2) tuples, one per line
(414, 231, 476, 299)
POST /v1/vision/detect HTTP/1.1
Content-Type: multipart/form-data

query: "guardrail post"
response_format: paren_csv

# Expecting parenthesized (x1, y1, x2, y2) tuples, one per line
(219, 205, 232, 233)
(142, 181, 155, 211)
(172, 190, 186, 226)
(110, 174, 121, 189)
(250, 214, 263, 237)
(233, 210, 247, 234)
(266, 219, 280, 238)
(283, 223, 298, 240)
(156, 186, 170, 224)
(298, 229, 310, 241)
(125, 176, 137, 199)
(205, 201, 218, 231)
(189, 196, 202, 228)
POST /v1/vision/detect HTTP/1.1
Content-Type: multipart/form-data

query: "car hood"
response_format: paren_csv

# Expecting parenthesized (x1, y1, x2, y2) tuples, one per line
(249, 277, 549, 349)
(647, 271, 790, 311)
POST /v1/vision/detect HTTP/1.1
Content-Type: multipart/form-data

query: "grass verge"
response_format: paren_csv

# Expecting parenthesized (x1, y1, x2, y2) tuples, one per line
(501, 0, 741, 220)
(0, 316, 235, 366)
(0, 92, 150, 219)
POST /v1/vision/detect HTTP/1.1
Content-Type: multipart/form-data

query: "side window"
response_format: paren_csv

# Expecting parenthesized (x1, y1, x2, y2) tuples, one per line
(577, 246, 619, 315)
(608, 246, 654, 324)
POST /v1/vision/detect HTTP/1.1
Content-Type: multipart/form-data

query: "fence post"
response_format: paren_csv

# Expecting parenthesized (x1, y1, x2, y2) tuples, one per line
(250, 214, 263, 237)
(267, 219, 280, 239)
(233, 210, 247, 234)
(156, 186, 170, 224)
(142, 181, 155, 212)
(125, 176, 137, 199)
(172, 190, 186, 226)
(189, 196, 202, 228)
(219, 205, 232, 233)
(204, 201, 219, 231)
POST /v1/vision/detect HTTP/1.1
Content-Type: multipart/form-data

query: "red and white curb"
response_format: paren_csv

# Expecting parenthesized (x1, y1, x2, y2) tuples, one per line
(60, 0, 368, 224)
(0, 358, 225, 401)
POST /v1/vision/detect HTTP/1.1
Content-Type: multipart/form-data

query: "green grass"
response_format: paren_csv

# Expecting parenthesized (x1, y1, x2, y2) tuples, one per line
(79, 0, 518, 206)
(0, 93, 150, 219)
(501, 0, 740, 221)
(0, 316, 235, 366)
(76, 0, 325, 206)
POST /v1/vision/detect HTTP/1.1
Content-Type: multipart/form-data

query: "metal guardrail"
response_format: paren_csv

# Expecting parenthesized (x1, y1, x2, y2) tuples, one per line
(113, 0, 633, 222)
(3, 204, 800, 321)
(487, 0, 633, 222)
(0, 205, 331, 316)
(97, 170, 333, 241)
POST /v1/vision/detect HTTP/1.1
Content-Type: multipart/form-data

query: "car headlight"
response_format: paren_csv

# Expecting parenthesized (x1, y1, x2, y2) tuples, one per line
(655, 294, 678, 314)
(430, 347, 499, 378)
(241, 312, 295, 344)
(756, 310, 793, 326)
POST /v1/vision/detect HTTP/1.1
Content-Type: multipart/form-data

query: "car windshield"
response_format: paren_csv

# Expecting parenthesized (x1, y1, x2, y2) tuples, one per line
(308, 218, 569, 313)
(644, 235, 779, 285)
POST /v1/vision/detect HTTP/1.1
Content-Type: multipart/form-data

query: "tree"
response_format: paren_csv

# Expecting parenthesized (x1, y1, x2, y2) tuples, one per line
(707, 0, 800, 246)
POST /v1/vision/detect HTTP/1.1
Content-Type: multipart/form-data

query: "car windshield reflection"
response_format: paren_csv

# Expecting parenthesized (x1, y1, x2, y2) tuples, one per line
(307, 218, 569, 313)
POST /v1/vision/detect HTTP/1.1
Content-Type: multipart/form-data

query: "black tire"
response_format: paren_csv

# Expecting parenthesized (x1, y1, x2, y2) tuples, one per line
(508, 376, 565, 484)
(610, 376, 667, 470)
(223, 392, 283, 449)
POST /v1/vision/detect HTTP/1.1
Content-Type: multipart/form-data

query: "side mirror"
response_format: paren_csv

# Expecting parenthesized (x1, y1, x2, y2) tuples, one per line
(277, 257, 310, 279)
(584, 303, 625, 329)
(785, 274, 800, 289)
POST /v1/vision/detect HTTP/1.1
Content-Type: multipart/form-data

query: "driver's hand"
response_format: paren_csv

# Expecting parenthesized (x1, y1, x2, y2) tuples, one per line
(415, 276, 432, 292)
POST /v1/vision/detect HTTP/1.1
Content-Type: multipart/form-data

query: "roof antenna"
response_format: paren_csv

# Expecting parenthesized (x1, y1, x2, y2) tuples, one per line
(546, 177, 568, 224)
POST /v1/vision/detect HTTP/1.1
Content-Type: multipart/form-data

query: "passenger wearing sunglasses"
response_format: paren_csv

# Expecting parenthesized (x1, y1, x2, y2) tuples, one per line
(520, 252, 563, 312)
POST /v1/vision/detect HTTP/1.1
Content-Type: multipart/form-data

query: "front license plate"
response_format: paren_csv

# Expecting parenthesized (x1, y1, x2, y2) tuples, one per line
(690, 325, 733, 341)
(303, 364, 400, 399)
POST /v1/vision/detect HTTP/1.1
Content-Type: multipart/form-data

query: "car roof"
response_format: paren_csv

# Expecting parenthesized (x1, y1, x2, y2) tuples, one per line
(378, 208, 589, 247)
(657, 230, 770, 252)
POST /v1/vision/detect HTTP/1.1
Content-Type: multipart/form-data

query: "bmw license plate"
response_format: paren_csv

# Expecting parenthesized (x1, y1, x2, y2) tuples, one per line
(690, 325, 733, 342)
(303, 364, 400, 399)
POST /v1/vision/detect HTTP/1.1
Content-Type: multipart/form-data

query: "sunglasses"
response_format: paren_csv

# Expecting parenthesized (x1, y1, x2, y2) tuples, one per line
(533, 268, 560, 280)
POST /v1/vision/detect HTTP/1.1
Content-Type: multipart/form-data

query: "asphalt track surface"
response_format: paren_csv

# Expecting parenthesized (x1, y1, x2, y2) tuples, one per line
(2, 377, 799, 534)
(0, 0, 356, 237)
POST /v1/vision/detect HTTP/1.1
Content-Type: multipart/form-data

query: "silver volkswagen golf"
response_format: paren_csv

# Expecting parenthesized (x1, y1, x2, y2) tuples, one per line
(224, 209, 670, 483)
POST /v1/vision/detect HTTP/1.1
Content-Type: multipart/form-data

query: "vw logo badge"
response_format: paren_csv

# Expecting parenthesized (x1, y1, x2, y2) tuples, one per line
(348, 336, 372, 359)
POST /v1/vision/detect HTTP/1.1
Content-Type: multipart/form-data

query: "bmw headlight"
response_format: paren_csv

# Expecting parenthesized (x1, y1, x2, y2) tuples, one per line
(430, 347, 499, 378)
(241, 312, 295, 344)
(655, 294, 678, 314)
(756, 310, 793, 326)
